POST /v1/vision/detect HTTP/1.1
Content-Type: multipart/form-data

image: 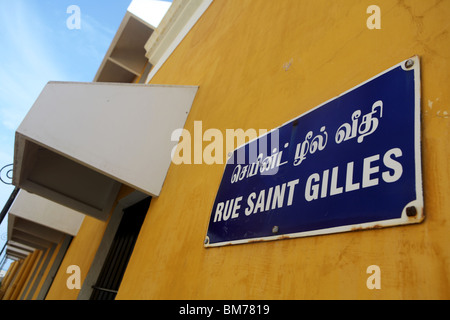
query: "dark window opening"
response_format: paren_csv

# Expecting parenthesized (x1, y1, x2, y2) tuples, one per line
(90, 196, 151, 300)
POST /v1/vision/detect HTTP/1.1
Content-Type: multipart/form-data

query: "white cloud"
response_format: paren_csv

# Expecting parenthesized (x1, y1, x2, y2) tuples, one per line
(128, 0, 172, 27)
(0, 1, 71, 132)
(0, 1, 119, 132)
(70, 13, 116, 63)
(0, 2, 68, 79)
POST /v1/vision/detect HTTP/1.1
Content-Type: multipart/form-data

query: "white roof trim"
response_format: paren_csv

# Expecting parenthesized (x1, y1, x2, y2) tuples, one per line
(144, 0, 214, 83)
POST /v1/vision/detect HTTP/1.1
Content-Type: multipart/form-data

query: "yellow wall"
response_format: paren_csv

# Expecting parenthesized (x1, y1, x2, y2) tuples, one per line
(0, 260, 21, 299)
(25, 246, 52, 300)
(45, 186, 134, 300)
(17, 249, 43, 299)
(44, 217, 108, 300)
(116, 0, 450, 299)
(30, 238, 63, 300)
(1, 250, 41, 300)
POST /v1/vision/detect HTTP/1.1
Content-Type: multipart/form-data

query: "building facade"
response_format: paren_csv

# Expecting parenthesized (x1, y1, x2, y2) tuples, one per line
(1, 0, 449, 300)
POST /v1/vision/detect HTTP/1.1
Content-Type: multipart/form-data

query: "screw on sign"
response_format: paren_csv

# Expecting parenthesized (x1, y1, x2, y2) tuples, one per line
(404, 59, 415, 69)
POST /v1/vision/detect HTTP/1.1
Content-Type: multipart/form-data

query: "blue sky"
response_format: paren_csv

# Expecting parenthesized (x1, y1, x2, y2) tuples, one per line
(0, 0, 171, 263)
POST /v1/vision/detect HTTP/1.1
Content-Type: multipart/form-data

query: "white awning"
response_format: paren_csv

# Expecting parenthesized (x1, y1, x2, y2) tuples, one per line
(13, 82, 198, 220)
(7, 190, 85, 250)
(94, 11, 155, 83)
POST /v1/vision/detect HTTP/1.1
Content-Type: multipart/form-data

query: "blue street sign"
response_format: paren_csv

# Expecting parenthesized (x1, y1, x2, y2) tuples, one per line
(205, 56, 423, 247)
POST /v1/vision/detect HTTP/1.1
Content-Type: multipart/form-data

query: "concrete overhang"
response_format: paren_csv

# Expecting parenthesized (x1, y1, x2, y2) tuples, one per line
(6, 190, 84, 249)
(13, 82, 198, 220)
(5, 241, 34, 260)
(94, 11, 155, 83)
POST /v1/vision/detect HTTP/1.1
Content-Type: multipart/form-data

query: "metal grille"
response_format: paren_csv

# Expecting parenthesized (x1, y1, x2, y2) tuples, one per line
(90, 197, 151, 300)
